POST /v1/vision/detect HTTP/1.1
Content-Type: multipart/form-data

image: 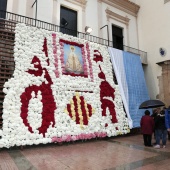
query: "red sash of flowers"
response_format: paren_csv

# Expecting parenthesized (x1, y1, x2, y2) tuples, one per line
(93, 51, 117, 123)
(20, 38, 56, 137)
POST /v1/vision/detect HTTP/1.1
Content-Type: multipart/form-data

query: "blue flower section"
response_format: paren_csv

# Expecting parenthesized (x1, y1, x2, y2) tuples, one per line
(123, 52, 150, 127)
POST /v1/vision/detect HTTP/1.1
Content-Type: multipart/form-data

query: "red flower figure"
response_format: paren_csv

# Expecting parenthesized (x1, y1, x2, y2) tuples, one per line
(20, 38, 56, 137)
(98, 65, 117, 123)
(93, 50, 103, 63)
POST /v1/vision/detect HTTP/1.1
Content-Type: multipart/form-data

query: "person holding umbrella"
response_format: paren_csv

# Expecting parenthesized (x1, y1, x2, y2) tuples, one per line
(140, 110, 154, 147)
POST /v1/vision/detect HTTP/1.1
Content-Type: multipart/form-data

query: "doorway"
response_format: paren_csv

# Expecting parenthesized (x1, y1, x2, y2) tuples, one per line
(60, 6, 77, 37)
(112, 25, 124, 50)
(0, 0, 7, 18)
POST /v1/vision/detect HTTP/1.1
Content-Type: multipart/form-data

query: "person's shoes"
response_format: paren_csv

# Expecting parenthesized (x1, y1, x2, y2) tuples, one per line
(163, 145, 166, 148)
(147, 145, 153, 147)
(154, 144, 160, 149)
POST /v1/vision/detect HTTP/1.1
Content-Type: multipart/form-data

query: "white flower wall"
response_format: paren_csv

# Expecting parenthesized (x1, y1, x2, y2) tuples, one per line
(0, 23, 130, 148)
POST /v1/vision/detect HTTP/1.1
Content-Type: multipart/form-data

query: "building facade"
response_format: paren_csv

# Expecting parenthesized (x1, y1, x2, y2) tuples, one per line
(2, 0, 170, 105)
(5, 0, 139, 49)
(134, 0, 170, 106)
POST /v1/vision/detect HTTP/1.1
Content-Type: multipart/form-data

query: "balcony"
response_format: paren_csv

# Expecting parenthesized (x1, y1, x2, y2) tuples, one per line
(0, 10, 147, 64)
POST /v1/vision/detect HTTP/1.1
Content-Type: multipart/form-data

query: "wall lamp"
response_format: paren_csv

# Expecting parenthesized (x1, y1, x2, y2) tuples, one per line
(100, 25, 109, 46)
(85, 26, 93, 34)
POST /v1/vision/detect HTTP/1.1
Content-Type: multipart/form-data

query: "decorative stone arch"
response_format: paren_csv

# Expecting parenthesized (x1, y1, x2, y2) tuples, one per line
(98, 0, 140, 17)
(65, 0, 87, 11)
(105, 8, 130, 46)
(105, 8, 130, 25)
(164, 0, 170, 4)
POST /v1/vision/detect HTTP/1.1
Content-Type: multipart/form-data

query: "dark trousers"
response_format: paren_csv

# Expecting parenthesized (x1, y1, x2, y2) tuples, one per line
(155, 129, 167, 145)
(168, 132, 170, 140)
(143, 134, 152, 146)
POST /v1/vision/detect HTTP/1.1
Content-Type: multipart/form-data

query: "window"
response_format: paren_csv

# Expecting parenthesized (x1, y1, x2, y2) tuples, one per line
(112, 25, 124, 50)
(0, 0, 7, 19)
(60, 6, 77, 37)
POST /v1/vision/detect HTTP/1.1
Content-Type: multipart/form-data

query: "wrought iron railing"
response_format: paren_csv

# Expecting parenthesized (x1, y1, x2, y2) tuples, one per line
(0, 10, 147, 64)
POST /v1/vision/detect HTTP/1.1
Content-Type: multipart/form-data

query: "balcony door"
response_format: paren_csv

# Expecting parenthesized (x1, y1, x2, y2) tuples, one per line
(112, 25, 123, 50)
(60, 6, 77, 37)
(0, 0, 7, 19)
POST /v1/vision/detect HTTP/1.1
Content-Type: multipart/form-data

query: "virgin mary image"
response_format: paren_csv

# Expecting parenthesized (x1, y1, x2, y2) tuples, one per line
(65, 45, 83, 74)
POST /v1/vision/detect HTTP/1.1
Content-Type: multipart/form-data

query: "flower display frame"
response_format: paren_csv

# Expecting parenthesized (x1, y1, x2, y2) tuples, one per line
(0, 23, 130, 148)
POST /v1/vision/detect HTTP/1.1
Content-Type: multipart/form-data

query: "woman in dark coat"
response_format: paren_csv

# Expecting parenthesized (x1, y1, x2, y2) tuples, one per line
(140, 110, 154, 147)
(154, 110, 167, 148)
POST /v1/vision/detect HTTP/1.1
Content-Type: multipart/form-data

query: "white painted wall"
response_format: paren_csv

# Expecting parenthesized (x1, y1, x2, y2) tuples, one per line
(36, 0, 53, 22)
(7, 0, 27, 16)
(86, 0, 99, 36)
(17, 0, 27, 16)
(6, 0, 13, 12)
(128, 15, 138, 48)
(6, 0, 139, 49)
(135, 0, 170, 99)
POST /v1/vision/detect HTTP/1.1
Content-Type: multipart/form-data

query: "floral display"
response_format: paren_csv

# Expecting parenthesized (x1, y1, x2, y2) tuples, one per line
(0, 23, 130, 148)
(65, 92, 94, 128)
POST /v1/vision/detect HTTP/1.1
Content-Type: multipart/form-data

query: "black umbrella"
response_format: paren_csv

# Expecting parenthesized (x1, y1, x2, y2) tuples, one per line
(139, 99, 165, 109)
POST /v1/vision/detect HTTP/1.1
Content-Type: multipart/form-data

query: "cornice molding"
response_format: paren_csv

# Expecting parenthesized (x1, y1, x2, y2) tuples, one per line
(164, 0, 170, 3)
(105, 8, 130, 25)
(65, 0, 87, 10)
(100, 0, 140, 17)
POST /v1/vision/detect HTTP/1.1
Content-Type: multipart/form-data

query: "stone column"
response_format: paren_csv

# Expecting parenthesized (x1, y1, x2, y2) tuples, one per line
(157, 60, 170, 107)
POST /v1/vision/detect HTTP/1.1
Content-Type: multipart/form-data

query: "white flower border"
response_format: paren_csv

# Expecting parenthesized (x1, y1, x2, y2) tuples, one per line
(0, 23, 129, 148)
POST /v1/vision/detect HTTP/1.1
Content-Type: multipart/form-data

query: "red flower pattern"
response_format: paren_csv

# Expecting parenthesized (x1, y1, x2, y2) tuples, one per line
(66, 94, 93, 126)
(86, 43, 94, 81)
(19, 35, 119, 139)
(93, 50, 103, 63)
(96, 63, 118, 123)
(20, 38, 56, 137)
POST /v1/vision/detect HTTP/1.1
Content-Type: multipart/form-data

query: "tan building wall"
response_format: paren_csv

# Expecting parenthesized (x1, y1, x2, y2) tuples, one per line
(134, 0, 170, 102)
(157, 61, 170, 107)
